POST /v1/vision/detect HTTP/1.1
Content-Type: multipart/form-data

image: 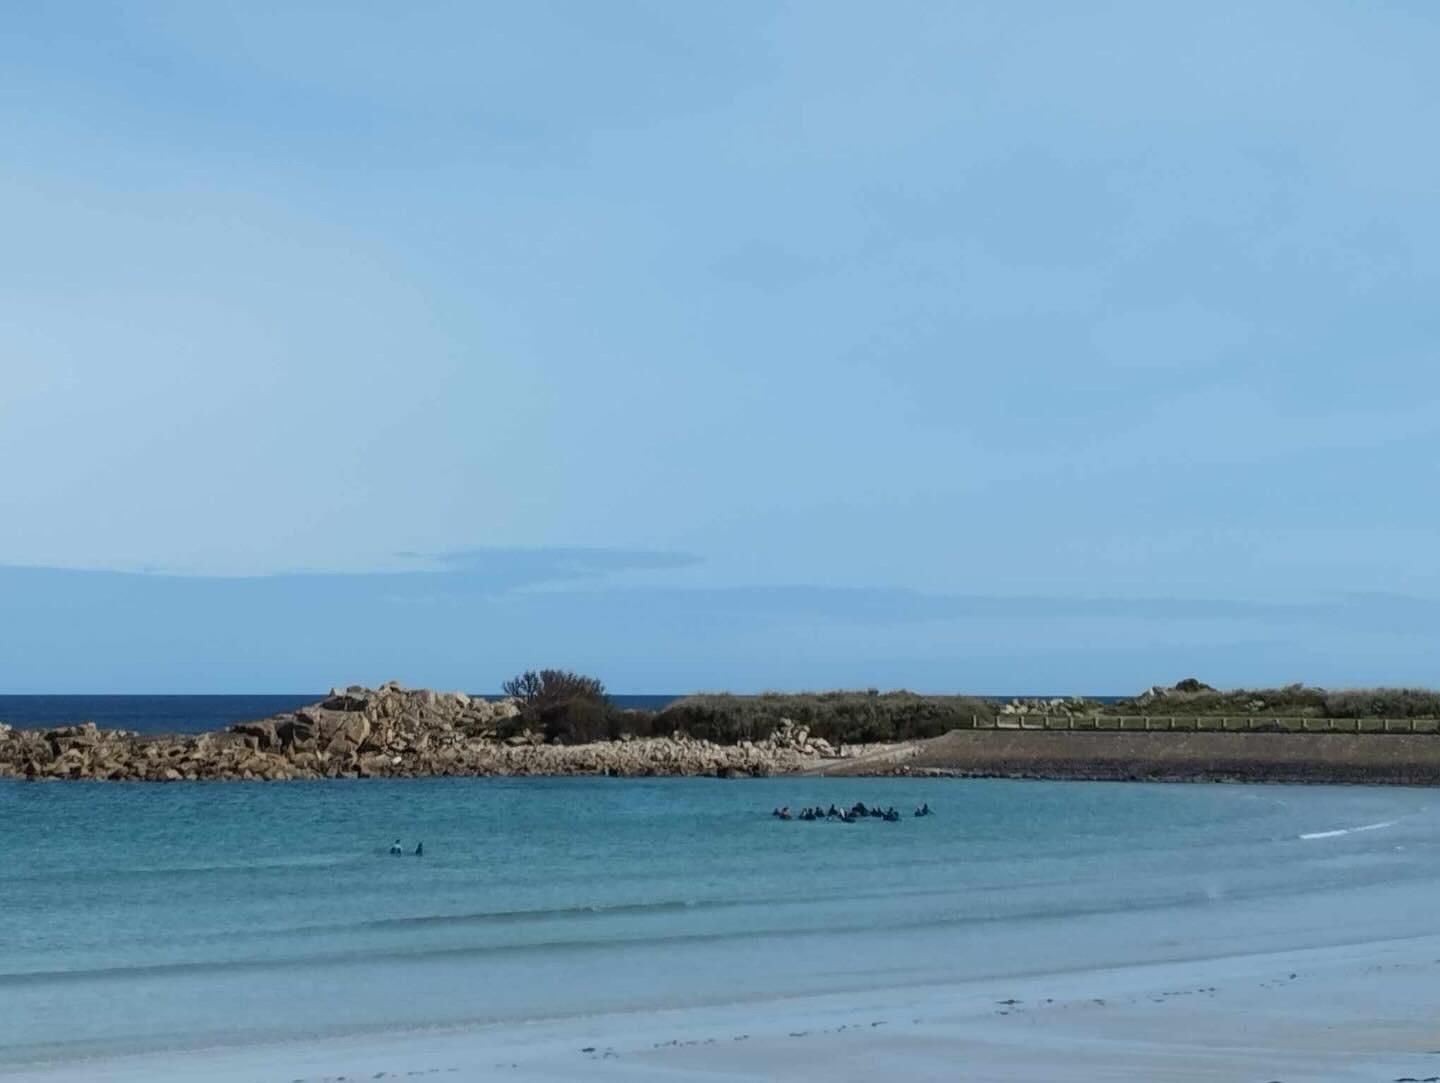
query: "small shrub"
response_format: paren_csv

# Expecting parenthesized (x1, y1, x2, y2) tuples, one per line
(502, 669, 607, 710)
(502, 669, 619, 745)
(1172, 677, 1213, 693)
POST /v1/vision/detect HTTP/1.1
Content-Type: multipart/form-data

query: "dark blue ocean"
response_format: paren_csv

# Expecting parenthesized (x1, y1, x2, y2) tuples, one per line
(0, 694, 682, 735)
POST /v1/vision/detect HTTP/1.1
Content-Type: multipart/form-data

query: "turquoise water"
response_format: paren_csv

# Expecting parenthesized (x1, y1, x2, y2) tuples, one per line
(1, 777, 1437, 1068)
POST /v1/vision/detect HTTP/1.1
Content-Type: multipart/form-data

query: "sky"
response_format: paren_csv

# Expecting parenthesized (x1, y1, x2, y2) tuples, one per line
(2, 1, 1439, 693)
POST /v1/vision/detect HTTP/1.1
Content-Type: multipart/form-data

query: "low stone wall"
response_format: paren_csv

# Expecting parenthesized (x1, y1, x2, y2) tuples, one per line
(0, 683, 825, 782)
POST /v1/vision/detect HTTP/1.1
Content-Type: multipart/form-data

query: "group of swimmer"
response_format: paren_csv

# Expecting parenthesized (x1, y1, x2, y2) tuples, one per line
(388, 839, 423, 856)
(772, 801, 933, 824)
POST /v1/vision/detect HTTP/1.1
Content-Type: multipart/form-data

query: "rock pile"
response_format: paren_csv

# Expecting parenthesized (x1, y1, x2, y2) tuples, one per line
(1132, 678, 1220, 706)
(997, 697, 1094, 717)
(0, 684, 833, 782)
(746, 717, 837, 759)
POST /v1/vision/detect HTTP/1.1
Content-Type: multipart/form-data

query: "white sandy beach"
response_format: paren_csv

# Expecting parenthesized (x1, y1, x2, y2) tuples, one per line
(10, 931, 1440, 1082)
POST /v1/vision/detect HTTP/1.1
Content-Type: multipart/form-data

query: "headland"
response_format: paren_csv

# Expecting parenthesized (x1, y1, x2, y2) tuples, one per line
(0, 682, 836, 782)
(4, 677, 1440, 784)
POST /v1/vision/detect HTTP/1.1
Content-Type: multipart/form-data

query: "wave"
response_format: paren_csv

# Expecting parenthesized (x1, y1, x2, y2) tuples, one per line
(0, 853, 367, 887)
(1300, 820, 1397, 841)
(0, 926, 837, 987)
(0, 871, 1401, 989)
(338, 897, 717, 931)
(115, 880, 1119, 948)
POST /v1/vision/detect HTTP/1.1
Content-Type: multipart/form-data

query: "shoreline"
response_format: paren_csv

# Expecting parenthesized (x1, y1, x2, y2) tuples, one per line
(9, 932, 1440, 1081)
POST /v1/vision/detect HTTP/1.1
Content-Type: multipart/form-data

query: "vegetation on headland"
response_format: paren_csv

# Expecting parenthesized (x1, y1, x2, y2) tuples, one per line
(655, 691, 996, 745)
(495, 672, 996, 746)
(487, 672, 1440, 748)
(644, 680, 1440, 746)
(1103, 679, 1440, 719)
(499, 669, 618, 744)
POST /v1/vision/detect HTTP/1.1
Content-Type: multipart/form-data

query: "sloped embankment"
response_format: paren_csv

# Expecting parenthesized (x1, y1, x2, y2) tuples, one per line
(819, 729, 1440, 785)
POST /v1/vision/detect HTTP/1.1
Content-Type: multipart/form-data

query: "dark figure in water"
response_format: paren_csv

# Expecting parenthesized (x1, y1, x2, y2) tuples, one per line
(850, 802, 868, 818)
(389, 839, 403, 855)
(914, 803, 932, 818)
(883, 808, 901, 822)
(414, 842, 424, 857)
(827, 805, 840, 819)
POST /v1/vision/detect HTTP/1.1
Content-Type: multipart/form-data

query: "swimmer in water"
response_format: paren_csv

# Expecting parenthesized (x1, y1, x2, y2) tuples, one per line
(389, 839, 403, 855)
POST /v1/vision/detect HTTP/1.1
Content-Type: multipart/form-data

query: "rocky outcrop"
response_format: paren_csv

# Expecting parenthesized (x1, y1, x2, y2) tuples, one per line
(0, 684, 831, 782)
(998, 697, 1095, 717)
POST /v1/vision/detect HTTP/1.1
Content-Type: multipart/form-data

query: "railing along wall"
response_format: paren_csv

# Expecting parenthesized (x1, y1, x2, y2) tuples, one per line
(971, 715, 1440, 735)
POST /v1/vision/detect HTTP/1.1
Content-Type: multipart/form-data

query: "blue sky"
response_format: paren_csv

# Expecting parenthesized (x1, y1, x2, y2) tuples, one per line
(2, 2, 1438, 693)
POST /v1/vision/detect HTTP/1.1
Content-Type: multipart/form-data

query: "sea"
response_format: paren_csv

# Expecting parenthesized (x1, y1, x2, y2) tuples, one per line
(2, 773, 1438, 1071)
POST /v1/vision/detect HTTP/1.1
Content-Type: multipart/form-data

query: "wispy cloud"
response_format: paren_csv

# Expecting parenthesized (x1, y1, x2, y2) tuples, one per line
(413, 546, 702, 582)
(4, 561, 1439, 693)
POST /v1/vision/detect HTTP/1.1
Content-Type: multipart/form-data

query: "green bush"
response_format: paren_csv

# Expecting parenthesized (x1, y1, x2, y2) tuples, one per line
(1107, 682, 1440, 719)
(502, 669, 607, 711)
(655, 691, 994, 746)
(501, 669, 628, 744)
(1322, 688, 1440, 718)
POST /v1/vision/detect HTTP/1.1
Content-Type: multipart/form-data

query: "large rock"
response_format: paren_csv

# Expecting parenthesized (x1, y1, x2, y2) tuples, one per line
(323, 712, 371, 757)
(274, 714, 318, 751)
(232, 720, 278, 751)
(321, 690, 369, 712)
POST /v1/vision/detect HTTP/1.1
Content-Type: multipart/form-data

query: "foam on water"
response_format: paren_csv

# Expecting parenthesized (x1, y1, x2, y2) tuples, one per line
(1299, 819, 1399, 840)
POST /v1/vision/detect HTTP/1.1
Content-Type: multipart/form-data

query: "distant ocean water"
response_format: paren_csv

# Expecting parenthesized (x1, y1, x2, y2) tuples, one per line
(0, 694, 682, 735)
(1, 776, 1435, 1069)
